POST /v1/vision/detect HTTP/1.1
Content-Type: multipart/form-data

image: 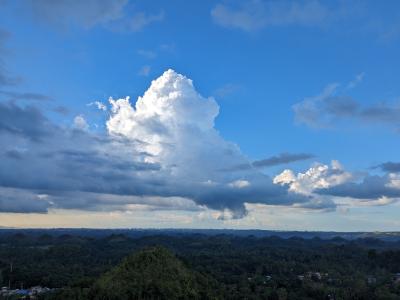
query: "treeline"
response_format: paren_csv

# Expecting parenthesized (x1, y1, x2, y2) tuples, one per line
(1, 233, 400, 299)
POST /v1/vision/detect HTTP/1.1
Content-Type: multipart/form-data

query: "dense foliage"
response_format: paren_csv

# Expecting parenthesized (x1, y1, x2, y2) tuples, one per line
(0, 231, 400, 299)
(89, 247, 220, 299)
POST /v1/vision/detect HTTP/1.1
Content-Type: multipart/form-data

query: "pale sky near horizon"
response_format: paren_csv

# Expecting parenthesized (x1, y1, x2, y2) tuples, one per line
(0, 0, 400, 231)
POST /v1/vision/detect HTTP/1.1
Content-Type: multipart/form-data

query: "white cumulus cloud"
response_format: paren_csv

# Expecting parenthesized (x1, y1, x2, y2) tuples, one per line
(386, 173, 400, 189)
(274, 160, 353, 195)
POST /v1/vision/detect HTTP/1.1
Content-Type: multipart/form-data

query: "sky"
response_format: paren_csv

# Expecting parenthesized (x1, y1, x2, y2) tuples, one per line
(0, 0, 400, 231)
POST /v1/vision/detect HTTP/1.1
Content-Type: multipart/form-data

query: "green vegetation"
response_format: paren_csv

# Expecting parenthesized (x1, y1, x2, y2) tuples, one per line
(90, 247, 219, 299)
(0, 232, 400, 299)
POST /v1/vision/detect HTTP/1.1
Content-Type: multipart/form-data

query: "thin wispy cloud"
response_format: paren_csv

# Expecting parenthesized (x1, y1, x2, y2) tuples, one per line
(20, 0, 164, 32)
(347, 72, 365, 90)
(128, 11, 164, 32)
(26, 0, 129, 29)
(211, 0, 330, 31)
(293, 75, 400, 130)
(0, 29, 22, 87)
(138, 65, 151, 77)
(137, 49, 157, 59)
(0, 90, 53, 102)
(214, 83, 242, 99)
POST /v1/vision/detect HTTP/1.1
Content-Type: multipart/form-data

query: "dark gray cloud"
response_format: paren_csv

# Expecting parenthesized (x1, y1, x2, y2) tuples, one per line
(375, 162, 400, 173)
(316, 175, 400, 200)
(0, 187, 49, 213)
(324, 96, 359, 116)
(294, 84, 400, 129)
(191, 178, 311, 218)
(225, 152, 315, 171)
(4, 149, 24, 160)
(360, 104, 400, 124)
(0, 101, 54, 142)
(253, 153, 315, 168)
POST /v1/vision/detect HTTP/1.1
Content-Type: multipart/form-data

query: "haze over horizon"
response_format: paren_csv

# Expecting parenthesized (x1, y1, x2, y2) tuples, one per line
(0, 0, 400, 231)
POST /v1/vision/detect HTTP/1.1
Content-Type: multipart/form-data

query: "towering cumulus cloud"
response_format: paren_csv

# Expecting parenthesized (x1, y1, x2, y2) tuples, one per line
(106, 70, 245, 180)
(104, 70, 310, 217)
(0, 69, 314, 218)
(107, 69, 220, 162)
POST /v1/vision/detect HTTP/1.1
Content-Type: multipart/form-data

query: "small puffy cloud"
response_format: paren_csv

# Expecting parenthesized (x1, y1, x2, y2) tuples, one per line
(387, 173, 400, 189)
(229, 180, 250, 189)
(211, 0, 329, 32)
(273, 169, 296, 185)
(73, 115, 89, 130)
(88, 101, 107, 111)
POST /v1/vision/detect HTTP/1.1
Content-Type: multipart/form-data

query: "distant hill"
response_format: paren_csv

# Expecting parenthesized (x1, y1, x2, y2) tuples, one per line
(1, 228, 400, 241)
(89, 247, 219, 300)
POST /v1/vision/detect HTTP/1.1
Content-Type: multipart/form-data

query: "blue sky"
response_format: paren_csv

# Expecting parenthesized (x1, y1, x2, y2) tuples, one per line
(0, 0, 400, 230)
